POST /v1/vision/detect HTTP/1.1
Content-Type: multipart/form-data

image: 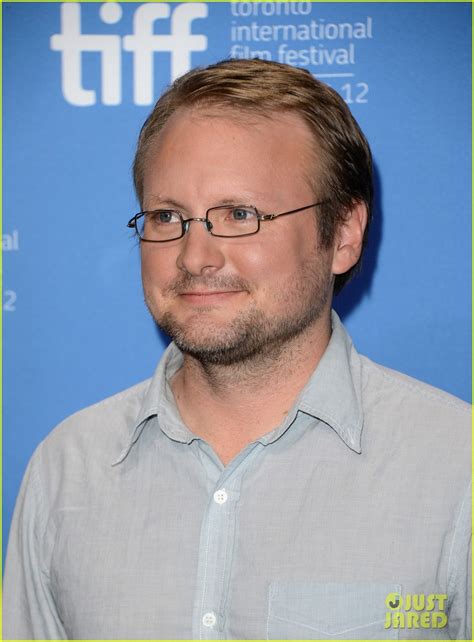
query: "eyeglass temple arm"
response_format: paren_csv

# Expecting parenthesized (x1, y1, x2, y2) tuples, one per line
(258, 201, 325, 221)
(127, 212, 144, 228)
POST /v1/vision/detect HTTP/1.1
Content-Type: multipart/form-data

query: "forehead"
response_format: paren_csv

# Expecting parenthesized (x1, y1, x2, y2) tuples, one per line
(142, 107, 322, 204)
(152, 105, 315, 150)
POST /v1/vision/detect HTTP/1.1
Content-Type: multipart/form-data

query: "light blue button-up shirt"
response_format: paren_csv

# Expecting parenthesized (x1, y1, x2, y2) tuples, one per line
(4, 312, 471, 640)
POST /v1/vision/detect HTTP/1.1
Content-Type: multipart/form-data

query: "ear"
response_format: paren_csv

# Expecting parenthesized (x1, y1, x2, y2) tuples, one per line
(331, 201, 368, 275)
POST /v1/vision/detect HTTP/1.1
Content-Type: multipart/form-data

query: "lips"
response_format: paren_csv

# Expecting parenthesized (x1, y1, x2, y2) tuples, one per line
(166, 273, 251, 297)
(180, 290, 240, 296)
(179, 290, 244, 304)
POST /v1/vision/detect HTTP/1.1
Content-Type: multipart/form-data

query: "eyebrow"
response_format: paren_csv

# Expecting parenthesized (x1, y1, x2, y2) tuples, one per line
(143, 195, 260, 211)
(143, 195, 185, 211)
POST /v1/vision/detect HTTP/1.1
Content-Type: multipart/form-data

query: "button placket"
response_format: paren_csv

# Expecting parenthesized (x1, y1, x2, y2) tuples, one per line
(194, 488, 235, 639)
(192, 444, 264, 639)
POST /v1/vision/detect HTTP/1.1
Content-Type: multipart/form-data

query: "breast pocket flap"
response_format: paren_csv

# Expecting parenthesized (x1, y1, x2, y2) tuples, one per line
(267, 581, 401, 639)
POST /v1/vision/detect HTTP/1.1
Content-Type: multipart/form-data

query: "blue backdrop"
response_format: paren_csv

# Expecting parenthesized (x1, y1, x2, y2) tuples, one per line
(3, 1, 471, 559)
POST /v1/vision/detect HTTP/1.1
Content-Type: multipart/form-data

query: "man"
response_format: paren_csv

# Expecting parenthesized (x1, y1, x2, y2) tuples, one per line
(4, 59, 471, 640)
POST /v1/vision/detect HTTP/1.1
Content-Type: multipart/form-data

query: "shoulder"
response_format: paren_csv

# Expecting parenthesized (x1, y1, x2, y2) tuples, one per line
(360, 355, 470, 413)
(53, 377, 151, 435)
(37, 378, 152, 471)
(358, 354, 471, 450)
(355, 355, 471, 535)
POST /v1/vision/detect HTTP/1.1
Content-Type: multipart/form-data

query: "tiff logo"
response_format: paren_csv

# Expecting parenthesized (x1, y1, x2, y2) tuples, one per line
(50, 2, 208, 106)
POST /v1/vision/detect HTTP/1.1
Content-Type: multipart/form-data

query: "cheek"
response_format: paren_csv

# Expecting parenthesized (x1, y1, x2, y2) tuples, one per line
(140, 252, 156, 292)
(265, 240, 309, 278)
(140, 246, 175, 287)
(233, 230, 297, 266)
(239, 243, 301, 302)
(140, 246, 154, 269)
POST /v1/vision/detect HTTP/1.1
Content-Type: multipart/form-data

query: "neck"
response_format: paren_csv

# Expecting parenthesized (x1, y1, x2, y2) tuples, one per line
(170, 313, 332, 464)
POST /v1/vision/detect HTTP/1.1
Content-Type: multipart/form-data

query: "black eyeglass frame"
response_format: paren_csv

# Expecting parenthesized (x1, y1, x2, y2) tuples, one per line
(127, 201, 326, 242)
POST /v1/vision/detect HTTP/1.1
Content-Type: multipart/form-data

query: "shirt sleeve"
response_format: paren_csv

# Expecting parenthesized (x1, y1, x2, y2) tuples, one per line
(3, 444, 67, 640)
(446, 480, 472, 640)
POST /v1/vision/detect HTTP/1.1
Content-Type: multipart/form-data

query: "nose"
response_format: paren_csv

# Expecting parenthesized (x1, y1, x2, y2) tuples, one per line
(176, 218, 225, 276)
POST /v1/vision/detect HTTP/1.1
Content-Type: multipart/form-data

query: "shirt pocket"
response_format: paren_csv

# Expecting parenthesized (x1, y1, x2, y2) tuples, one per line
(267, 581, 401, 640)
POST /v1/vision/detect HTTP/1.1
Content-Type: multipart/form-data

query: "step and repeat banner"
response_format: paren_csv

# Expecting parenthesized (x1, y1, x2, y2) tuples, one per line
(3, 2, 471, 557)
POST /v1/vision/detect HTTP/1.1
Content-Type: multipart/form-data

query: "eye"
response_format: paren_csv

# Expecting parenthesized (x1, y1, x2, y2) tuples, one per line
(231, 207, 256, 221)
(149, 210, 180, 225)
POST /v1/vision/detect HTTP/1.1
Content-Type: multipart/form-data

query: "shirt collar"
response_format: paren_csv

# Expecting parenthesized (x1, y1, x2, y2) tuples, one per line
(112, 310, 363, 465)
(295, 310, 363, 454)
(111, 342, 187, 465)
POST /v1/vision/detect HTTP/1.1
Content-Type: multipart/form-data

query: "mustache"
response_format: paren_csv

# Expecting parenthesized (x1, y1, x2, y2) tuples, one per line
(163, 273, 251, 295)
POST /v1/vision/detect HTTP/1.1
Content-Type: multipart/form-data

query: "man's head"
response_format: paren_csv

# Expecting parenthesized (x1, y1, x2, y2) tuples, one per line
(133, 58, 373, 294)
(133, 59, 372, 366)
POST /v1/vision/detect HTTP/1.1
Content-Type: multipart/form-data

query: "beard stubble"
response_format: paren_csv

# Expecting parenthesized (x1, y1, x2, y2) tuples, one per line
(146, 253, 333, 367)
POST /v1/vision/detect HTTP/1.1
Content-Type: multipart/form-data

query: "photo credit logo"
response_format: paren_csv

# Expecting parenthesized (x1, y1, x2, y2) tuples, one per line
(384, 593, 448, 629)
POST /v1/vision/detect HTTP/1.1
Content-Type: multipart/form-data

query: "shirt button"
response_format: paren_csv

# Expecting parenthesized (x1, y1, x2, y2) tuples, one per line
(202, 611, 217, 628)
(213, 488, 228, 505)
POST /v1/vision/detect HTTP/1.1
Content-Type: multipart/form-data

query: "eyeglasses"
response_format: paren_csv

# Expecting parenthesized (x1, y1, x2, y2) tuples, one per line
(127, 201, 326, 242)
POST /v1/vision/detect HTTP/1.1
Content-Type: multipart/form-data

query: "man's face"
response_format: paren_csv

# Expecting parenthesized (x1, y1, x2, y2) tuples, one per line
(140, 107, 337, 365)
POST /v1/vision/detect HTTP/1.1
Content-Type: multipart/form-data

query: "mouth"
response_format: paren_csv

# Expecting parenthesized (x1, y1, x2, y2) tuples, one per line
(179, 290, 245, 305)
